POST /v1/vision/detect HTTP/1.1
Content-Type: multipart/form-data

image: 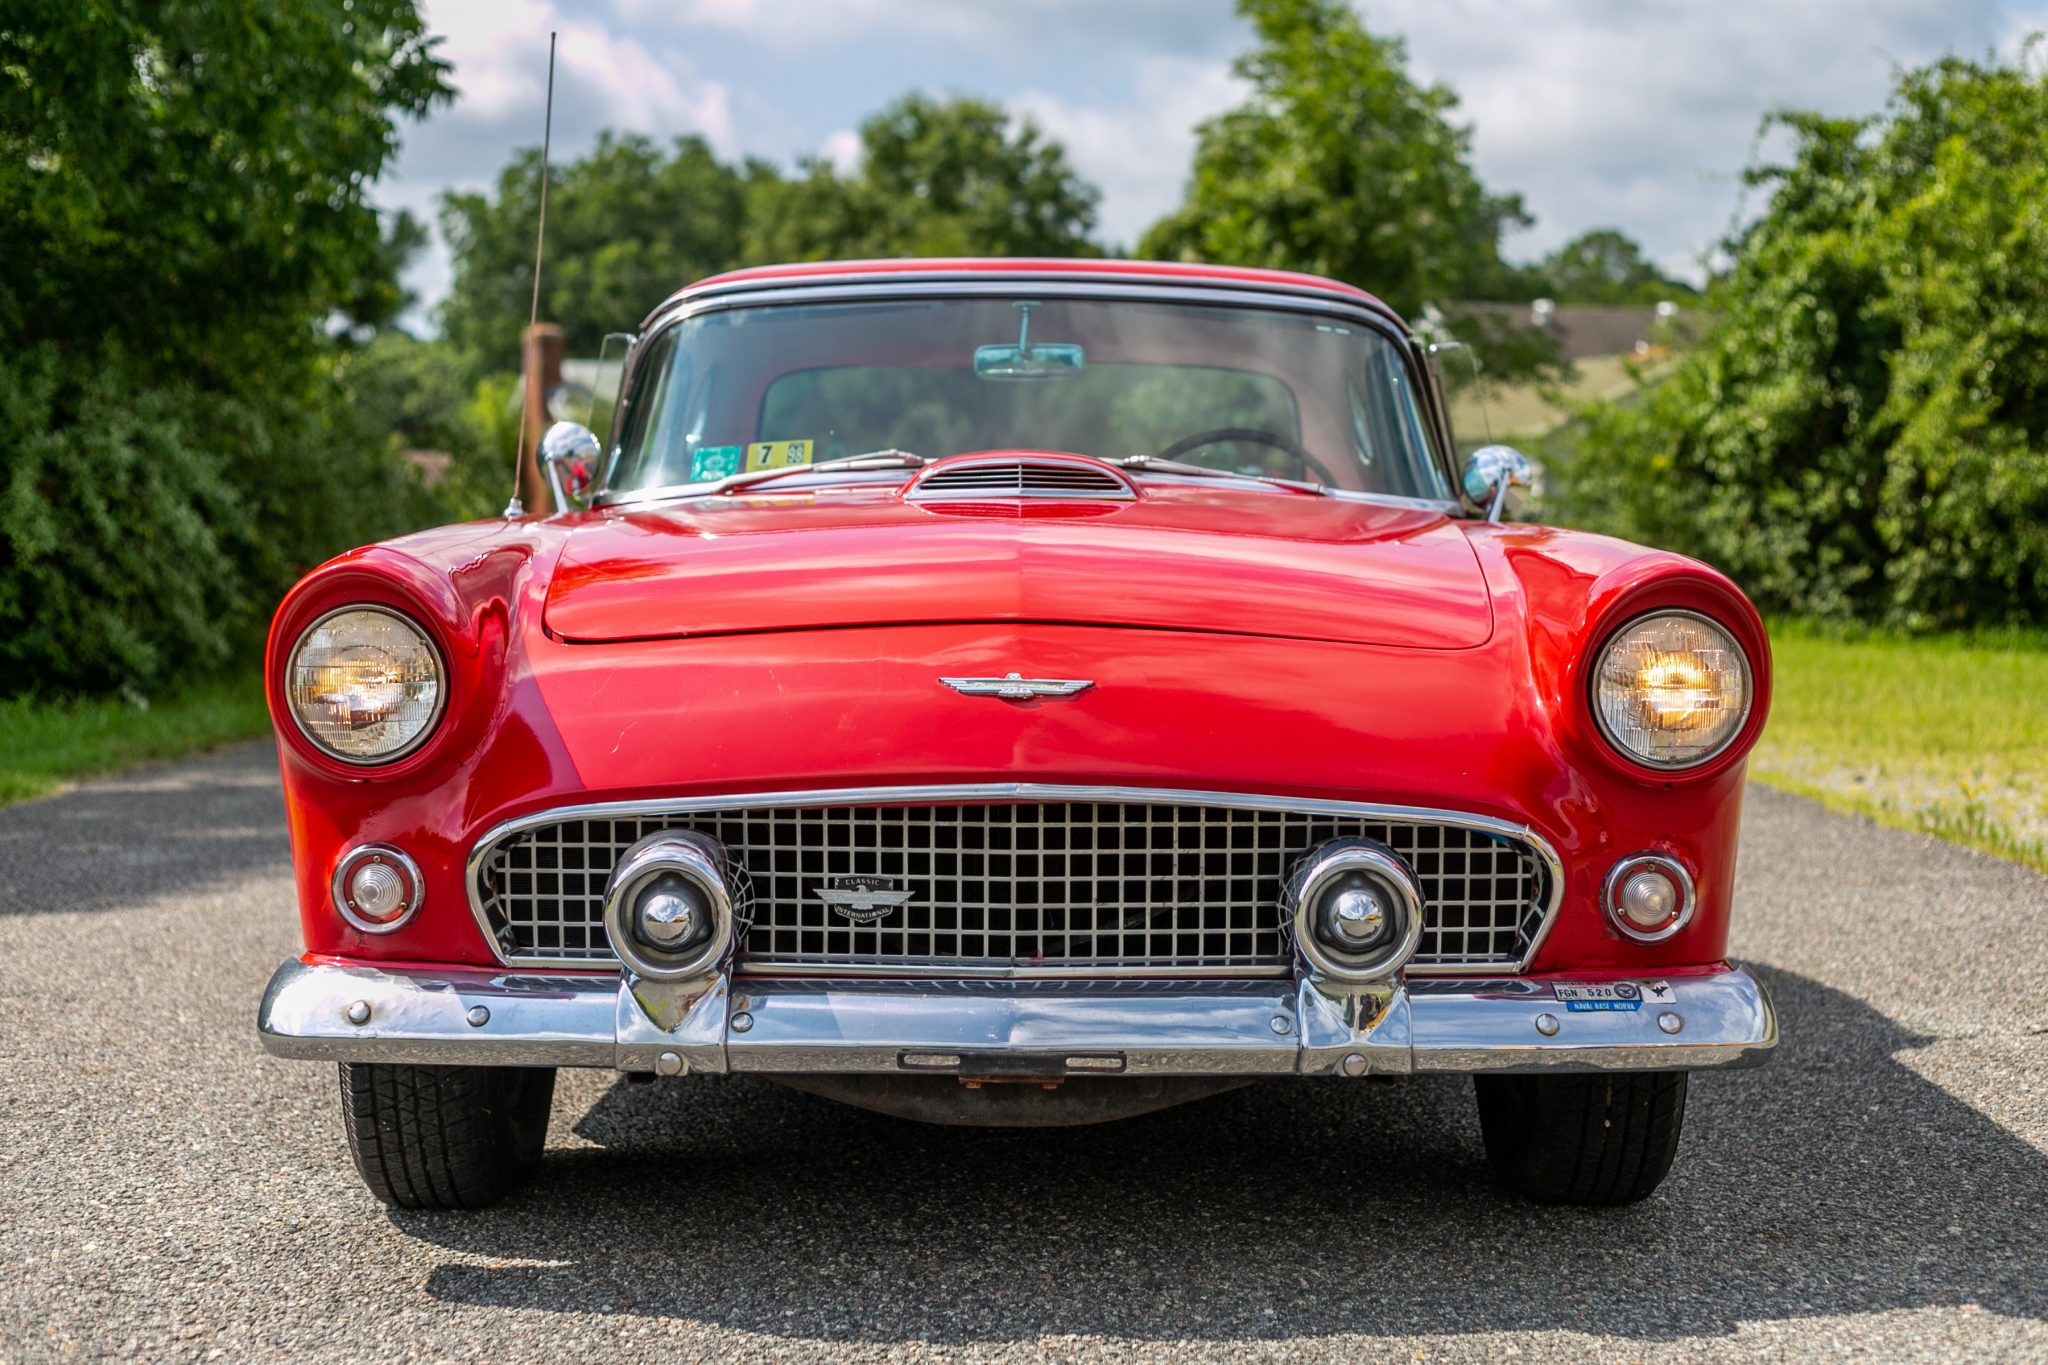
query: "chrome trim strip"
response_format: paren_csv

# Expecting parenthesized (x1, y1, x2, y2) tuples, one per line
(657, 270, 1411, 329)
(463, 783, 1566, 976)
(257, 958, 1778, 1076)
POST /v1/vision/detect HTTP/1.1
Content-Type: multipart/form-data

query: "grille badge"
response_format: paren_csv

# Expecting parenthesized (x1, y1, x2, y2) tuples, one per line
(940, 672, 1093, 700)
(814, 876, 914, 923)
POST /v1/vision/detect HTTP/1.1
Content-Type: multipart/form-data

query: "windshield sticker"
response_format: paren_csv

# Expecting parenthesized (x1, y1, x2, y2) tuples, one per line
(1554, 982, 1644, 1013)
(690, 445, 744, 482)
(745, 439, 813, 472)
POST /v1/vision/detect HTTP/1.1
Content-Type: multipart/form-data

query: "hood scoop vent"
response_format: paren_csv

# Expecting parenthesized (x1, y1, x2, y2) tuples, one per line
(906, 454, 1136, 502)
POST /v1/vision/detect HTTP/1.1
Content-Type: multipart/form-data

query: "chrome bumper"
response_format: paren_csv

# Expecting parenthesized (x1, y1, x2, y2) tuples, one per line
(258, 961, 1777, 1077)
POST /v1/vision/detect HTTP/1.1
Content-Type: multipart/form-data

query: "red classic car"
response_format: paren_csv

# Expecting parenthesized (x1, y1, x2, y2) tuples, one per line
(258, 258, 1775, 1210)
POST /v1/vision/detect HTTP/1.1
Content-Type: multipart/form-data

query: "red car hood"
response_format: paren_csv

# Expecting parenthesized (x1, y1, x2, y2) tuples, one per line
(542, 486, 1492, 650)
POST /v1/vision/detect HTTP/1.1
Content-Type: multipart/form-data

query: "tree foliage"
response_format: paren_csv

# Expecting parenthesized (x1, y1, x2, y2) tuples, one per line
(437, 96, 1100, 364)
(439, 132, 757, 361)
(1536, 229, 1697, 306)
(1138, 0, 1527, 317)
(0, 2, 455, 695)
(1563, 50, 2048, 628)
(0, 342, 442, 694)
(748, 94, 1099, 264)
(1, 1, 449, 376)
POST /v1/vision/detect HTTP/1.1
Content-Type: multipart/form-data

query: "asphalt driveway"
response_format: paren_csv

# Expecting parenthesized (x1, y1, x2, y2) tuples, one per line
(1, 741, 2043, 1361)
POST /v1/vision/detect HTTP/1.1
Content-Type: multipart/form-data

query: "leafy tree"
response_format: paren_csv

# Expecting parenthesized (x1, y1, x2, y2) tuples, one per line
(344, 209, 435, 337)
(747, 94, 1100, 263)
(1, 1, 450, 379)
(438, 132, 754, 361)
(1562, 50, 2048, 628)
(1139, 0, 1528, 317)
(0, 2, 456, 695)
(1537, 229, 1696, 306)
(0, 340, 444, 694)
(438, 95, 1102, 368)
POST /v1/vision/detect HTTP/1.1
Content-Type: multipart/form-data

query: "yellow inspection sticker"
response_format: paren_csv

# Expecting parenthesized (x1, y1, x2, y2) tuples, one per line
(745, 439, 813, 472)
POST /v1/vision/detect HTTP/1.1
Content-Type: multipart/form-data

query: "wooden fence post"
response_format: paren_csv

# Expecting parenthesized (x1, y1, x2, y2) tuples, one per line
(521, 323, 566, 514)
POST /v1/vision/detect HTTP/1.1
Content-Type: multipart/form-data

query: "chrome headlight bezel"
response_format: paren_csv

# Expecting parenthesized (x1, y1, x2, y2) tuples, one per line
(285, 604, 448, 767)
(1589, 608, 1754, 771)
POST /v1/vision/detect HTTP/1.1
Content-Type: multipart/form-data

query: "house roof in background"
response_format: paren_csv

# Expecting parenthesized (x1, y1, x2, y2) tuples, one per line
(1455, 301, 1696, 363)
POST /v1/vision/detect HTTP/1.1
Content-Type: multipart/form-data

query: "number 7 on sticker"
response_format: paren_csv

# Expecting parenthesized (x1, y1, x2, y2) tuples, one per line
(745, 439, 813, 472)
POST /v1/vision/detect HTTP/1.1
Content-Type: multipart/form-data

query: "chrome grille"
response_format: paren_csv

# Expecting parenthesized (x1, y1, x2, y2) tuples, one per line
(908, 458, 1132, 500)
(472, 794, 1553, 974)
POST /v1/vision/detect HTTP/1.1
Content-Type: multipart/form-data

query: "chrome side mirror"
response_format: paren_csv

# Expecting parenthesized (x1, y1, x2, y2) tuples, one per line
(1461, 444, 1540, 522)
(540, 420, 600, 511)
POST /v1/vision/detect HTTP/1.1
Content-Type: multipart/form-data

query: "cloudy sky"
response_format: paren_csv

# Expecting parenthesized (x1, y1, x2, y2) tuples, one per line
(377, 0, 2047, 328)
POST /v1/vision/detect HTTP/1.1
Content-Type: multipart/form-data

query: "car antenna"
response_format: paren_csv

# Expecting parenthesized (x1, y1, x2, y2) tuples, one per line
(503, 31, 558, 520)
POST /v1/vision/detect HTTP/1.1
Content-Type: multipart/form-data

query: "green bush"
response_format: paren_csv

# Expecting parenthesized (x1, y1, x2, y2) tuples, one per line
(0, 343, 447, 696)
(1561, 51, 2048, 629)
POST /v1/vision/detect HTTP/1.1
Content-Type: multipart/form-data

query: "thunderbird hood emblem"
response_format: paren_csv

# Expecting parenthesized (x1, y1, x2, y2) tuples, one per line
(939, 672, 1093, 700)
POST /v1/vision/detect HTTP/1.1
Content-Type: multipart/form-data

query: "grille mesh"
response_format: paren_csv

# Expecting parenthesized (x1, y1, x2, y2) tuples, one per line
(473, 800, 1550, 973)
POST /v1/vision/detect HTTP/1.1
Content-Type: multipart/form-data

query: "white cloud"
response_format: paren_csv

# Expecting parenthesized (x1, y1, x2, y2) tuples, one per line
(378, 0, 740, 328)
(818, 128, 863, 174)
(1367, 0, 2044, 281)
(422, 0, 732, 148)
(655, 0, 1228, 53)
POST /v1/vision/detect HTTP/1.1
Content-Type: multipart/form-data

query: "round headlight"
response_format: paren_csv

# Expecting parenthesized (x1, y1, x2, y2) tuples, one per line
(286, 606, 445, 764)
(1592, 610, 1751, 769)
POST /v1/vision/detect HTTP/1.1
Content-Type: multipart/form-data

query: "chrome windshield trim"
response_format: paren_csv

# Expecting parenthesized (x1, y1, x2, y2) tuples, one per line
(653, 268, 1410, 327)
(602, 279, 1462, 504)
(464, 783, 1565, 976)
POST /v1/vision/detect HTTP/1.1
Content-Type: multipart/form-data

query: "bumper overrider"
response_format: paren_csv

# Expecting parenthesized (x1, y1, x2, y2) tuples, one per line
(259, 963, 1775, 1078)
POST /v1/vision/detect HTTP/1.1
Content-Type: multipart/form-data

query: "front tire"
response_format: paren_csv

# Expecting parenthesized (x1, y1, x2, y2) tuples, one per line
(338, 1063, 555, 1209)
(1474, 1071, 1688, 1206)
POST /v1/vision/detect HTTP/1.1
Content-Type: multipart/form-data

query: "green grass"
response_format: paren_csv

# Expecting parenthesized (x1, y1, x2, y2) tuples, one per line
(1751, 622, 2048, 872)
(0, 678, 271, 807)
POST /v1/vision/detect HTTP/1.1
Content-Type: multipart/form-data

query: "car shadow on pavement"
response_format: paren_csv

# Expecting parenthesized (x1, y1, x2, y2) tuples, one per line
(0, 741, 286, 917)
(399, 964, 2045, 1344)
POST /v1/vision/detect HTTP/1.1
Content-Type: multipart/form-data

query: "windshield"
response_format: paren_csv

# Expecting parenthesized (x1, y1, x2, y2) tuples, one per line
(606, 295, 1450, 500)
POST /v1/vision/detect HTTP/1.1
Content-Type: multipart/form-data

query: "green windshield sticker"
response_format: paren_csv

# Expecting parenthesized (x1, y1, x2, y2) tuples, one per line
(690, 445, 743, 481)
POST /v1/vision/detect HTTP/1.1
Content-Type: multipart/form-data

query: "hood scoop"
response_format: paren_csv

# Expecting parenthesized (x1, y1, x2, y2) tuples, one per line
(906, 453, 1135, 502)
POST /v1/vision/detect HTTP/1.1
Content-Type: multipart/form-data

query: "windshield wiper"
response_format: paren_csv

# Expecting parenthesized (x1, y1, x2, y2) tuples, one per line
(1115, 455, 1327, 496)
(599, 450, 927, 506)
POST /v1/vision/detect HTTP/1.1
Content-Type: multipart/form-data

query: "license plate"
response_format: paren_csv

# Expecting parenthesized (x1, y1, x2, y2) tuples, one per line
(1554, 982, 1647, 1012)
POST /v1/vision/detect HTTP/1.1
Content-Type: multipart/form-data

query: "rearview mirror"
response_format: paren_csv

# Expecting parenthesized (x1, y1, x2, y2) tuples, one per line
(1461, 444, 1540, 522)
(974, 300, 1084, 381)
(540, 420, 600, 511)
(973, 341, 1085, 381)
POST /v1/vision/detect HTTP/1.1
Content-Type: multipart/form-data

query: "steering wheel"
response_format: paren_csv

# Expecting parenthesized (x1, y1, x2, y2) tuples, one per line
(1152, 427, 1343, 488)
